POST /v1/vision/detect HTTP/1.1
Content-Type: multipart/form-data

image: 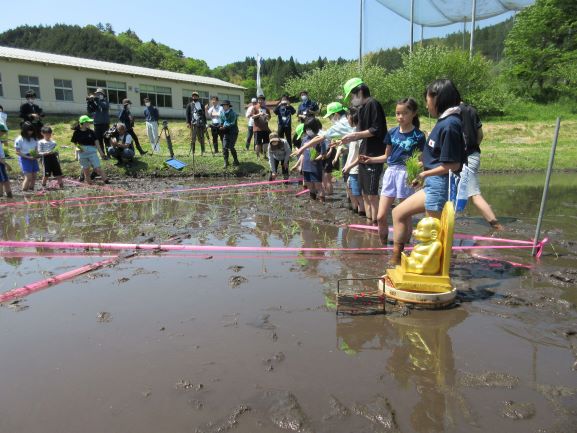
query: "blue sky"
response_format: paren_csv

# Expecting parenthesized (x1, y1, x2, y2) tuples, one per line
(0, 0, 515, 68)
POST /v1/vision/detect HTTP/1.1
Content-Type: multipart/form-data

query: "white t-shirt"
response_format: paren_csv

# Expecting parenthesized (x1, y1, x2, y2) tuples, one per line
(245, 106, 255, 127)
(207, 105, 223, 125)
(345, 139, 361, 175)
(0, 112, 7, 127)
(14, 135, 38, 155)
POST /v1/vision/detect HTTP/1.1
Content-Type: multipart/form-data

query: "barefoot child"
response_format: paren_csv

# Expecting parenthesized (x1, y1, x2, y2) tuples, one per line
(14, 121, 39, 192)
(38, 126, 64, 189)
(71, 115, 108, 185)
(390, 79, 466, 264)
(0, 124, 13, 198)
(341, 108, 365, 215)
(360, 98, 425, 245)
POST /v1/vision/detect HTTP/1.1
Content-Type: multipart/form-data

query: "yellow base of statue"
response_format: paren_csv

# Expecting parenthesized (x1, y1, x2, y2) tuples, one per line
(383, 202, 456, 306)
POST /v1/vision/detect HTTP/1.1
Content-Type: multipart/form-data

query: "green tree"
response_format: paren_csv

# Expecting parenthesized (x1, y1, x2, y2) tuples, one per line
(504, 0, 577, 101)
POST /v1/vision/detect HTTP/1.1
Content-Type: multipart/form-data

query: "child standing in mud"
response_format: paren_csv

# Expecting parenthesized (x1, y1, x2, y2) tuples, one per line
(38, 126, 64, 189)
(14, 121, 40, 192)
(341, 108, 364, 216)
(390, 80, 466, 264)
(300, 117, 326, 201)
(360, 98, 425, 245)
(0, 123, 13, 198)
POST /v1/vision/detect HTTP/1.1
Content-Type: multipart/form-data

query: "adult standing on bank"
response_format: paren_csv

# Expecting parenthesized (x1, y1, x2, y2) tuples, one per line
(143, 97, 160, 153)
(19, 90, 44, 139)
(118, 99, 147, 156)
(274, 95, 296, 148)
(87, 88, 110, 158)
(186, 92, 207, 156)
(251, 95, 271, 159)
(297, 90, 319, 123)
(207, 96, 224, 154)
(219, 100, 240, 168)
(245, 97, 258, 150)
(460, 101, 504, 230)
(341, 78, 387, 225)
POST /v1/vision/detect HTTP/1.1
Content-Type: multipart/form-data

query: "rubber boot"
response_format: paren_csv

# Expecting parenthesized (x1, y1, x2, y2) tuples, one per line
(223, 148, 229, 169)
(231, 148, 240, 166)
(390, 242, 405, 266)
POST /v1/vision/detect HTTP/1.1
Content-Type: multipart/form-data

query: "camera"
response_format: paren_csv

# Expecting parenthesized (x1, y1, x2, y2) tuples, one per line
(86, 94, 95, 101)
(162, 120, 169, 128)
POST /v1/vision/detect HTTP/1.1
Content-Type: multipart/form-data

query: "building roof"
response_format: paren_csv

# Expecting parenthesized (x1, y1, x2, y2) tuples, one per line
(0, 45, 245, 91)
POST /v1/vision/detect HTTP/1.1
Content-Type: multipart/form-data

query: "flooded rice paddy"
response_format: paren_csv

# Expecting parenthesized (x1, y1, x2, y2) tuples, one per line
(1, 173, 576, 433)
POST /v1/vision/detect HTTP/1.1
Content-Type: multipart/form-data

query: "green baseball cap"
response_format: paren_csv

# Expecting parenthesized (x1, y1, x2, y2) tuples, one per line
(343, 77, 364, 101)
(324, 102, 347, 118)
(78, 115, 93, 124)
(0, 124, 8, 132)
(295, 123, 305, 140)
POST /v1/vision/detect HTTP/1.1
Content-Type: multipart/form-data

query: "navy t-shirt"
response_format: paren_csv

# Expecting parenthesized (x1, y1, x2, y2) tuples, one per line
(385, 126, 425, 166)
(422, 114, 465, 171)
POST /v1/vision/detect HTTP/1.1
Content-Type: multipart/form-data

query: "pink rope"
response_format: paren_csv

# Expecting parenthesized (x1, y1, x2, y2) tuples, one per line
(348, 224, 546, 247)
(0, 240, 544, 254)
(0, 257, 118, 304)
(0, 178, 303, 209)
(295, 189, 310, 197)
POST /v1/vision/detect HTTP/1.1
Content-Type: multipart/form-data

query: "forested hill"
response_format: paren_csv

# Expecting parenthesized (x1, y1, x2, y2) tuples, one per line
(0, 20, 513, 98)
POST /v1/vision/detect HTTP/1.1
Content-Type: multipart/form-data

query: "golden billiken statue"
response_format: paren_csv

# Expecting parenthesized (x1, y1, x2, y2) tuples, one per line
(403, 217, 442, 275)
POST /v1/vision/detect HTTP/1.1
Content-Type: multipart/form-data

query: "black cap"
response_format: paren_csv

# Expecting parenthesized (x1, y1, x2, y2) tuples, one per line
(221, 100, 231, 106)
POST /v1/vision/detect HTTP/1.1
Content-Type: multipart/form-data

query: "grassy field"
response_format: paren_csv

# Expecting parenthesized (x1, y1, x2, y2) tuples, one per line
(2, 109, 576, 179)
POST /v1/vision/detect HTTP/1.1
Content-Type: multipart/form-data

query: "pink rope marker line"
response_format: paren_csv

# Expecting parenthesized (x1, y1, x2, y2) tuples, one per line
(0, 178, 304, 209)
(295, 189, 310, 197)
(0, 257, 118, 304)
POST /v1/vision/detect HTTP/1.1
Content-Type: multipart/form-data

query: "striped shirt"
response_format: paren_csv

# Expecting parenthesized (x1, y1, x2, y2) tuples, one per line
(38, 139, 57, 154)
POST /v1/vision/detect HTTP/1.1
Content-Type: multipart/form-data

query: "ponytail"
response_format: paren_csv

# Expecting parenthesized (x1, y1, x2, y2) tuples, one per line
(397, 97, 420, 130)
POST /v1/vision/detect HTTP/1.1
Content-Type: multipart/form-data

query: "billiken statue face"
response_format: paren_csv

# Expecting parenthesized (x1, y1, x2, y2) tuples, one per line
(413, 218, 441, 243)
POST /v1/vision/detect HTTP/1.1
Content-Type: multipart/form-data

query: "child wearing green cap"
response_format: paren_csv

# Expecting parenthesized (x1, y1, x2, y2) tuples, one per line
(71, 115, 109, 184)
(0, 124, 13, 198)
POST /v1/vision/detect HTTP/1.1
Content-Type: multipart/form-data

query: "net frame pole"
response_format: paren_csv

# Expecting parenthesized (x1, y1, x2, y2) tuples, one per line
(410, 0, 415, 52)
(532, 117, 561, 257)
(470, 0, 477, 58)
(359, 0, 364, 68)
(463, 18, 467, 50)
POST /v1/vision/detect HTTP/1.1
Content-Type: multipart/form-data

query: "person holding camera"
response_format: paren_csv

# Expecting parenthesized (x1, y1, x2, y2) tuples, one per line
(219, 100, 240, 168)
(207, 96, 224, 154)
(251, 95, 271, 159)
(143, 98, 160, 153)
(87, 88, 110, 158)
(274, 95, 296, 148)
(297, 90, 319, 123)
(107, 123, 135, 166)
(19, 90, 44, 139)
(186, 91, 207, 156)
(118, 99, 147, 156)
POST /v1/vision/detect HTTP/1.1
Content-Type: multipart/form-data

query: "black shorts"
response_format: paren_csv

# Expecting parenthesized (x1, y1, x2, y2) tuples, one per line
(255, 130, 270, 146)
(358, 163, 383, 196)
(42, 153, 63, 177)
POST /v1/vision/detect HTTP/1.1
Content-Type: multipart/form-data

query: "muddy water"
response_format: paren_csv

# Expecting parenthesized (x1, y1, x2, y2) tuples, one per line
(0, 173, 576, 433)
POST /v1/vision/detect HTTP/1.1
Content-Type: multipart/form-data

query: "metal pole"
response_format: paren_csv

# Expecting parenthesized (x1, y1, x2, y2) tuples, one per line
(463, 18, 467, 50)
(359, 0, 364, 68)
(410, 0, 415, 53)
(421, 25, 424, 47)
(470, 0, 477, 58)
(531, 117, 561, 256)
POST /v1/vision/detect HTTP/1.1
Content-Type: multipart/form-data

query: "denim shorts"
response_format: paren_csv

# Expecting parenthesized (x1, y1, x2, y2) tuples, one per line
(0, 163, 9, 182)
(424, 174, 449, 212)
(19, 156, 39, 174)
(347, 173, 361, 196)
(380, 165, 414, 199)
(78, 147, 101, 169)
(303, 170, 322, 183)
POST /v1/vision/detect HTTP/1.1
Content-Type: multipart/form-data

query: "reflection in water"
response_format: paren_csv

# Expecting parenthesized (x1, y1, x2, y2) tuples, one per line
(337, 309, 468, 433)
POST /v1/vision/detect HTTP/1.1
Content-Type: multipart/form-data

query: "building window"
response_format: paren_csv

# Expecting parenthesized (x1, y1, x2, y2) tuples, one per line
(217, 93, 241, 113)
(139, 84, 172, 108)
(19, 75, 41, 99)
(54, 79, 74, 102)
(182, 89, 209, 109)
(86, 79, 127, 104)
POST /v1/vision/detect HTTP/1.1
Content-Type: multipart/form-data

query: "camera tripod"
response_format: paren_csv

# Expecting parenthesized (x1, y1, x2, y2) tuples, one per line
(155, 121, 175, 159)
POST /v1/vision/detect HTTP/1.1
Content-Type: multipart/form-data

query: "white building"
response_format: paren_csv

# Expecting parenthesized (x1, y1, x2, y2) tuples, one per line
(0, 46, 245, 118)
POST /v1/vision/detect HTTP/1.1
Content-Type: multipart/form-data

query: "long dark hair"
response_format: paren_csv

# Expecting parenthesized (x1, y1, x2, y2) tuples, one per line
(425, 79, 461, 115)
(20, 121, 35, 140)
(304, 116, 322, 134)
(397, 97, 420, 129)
